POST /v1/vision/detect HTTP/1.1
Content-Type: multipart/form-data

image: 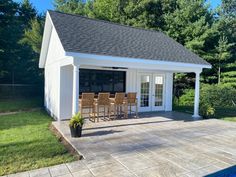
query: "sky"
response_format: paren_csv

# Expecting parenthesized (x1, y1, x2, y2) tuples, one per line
(14, 0, 222, 13)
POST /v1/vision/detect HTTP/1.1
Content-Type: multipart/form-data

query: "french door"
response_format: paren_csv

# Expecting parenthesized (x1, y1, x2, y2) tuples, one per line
(138, 73, 165, 112)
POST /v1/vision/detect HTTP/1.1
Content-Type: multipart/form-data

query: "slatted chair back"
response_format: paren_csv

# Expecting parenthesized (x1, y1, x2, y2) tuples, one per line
(97, 93, 110, 106)
(81, 93, 95, 107)
(127, 92, 137, 104)
(114, 93, 125, 105)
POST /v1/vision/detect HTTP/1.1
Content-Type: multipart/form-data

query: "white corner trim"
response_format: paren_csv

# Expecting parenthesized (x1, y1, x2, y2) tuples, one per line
(65, 52, 212, 69)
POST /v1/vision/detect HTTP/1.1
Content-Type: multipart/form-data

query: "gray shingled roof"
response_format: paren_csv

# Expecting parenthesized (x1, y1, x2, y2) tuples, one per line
(48, 10, 210, 66)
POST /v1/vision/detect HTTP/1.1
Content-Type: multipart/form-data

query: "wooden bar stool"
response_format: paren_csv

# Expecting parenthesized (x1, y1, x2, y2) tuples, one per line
(94, 93, 111, 122)
(127, 92, 138, 118)
(79, 93, 95, 121)
(112, 93, 126, 119)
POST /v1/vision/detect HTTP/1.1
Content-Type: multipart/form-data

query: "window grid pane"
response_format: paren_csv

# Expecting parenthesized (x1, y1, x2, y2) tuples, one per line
(155, 76, 163, 106)
(140, 75, 150, 107)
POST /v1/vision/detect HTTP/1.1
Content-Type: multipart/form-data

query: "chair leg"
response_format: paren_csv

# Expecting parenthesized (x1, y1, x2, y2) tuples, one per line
(122, 104, 127, 119)
(124, 104, 128, 118)
(89, 108, 91, 119)
(108, 106, 111, 120)
(110, 105, 113, 120)
(97, 105, 99, 122)
(114, 105, 117, 119)
(103, 106, 106, 119)
(129, 104, 132, 115)
(93, 111, 96, 122)
(117, 105, 120, 118)
(136, 104, 138, 118)
(93, 106, 96, 122)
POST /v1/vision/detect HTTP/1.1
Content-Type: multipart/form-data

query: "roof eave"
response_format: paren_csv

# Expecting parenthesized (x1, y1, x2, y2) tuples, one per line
(65, 51, 212, 70)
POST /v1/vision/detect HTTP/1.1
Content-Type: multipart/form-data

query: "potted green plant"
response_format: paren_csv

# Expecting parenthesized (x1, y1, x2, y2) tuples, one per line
(69, 112, 84, 137)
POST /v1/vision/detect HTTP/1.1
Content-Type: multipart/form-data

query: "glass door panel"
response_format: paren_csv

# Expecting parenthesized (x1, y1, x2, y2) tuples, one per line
(140, 75, 150, 107)
(152, 75, 164, 110)
(139, 74, 151, 111)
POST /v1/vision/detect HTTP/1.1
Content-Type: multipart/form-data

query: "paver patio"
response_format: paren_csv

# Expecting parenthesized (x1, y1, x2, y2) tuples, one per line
(4, 112, 236, 177)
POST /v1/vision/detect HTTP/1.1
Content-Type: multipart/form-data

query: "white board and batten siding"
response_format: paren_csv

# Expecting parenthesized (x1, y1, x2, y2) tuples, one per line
(44, 26, 66, 119)
(126, 69, 137, 93)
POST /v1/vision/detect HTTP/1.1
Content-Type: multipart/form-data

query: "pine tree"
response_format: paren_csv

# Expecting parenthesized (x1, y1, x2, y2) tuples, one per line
(164, 0, 216, 56)
(217, 0, 236, 87)
(54, 0, 177, 31)
(54, 0, 88, 15)
(221, 62, 236, 87)
(0, 0, 19, 82)
(0, 0, 40, 84)
(20, 18, 44, 54)
(163, 0, 218, 86)
(215, 35, 234, 84)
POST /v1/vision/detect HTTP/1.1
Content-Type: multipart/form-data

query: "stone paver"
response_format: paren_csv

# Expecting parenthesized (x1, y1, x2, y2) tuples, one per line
(49, 164, 71, 177)
(3, 112, 236, 177)
(29, 168, 50, 177)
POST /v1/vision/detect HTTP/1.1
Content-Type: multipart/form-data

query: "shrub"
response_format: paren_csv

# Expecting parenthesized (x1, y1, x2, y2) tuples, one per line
(177, 84, 236, 118)
(199, 103, 215, 119)
(178, 84, 236, 107)
(200, 84, 236, 108)
(178, 89, 195, 106)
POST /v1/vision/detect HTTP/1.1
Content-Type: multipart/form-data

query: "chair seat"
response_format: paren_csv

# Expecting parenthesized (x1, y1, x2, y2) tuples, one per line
(80, 105, 94, 108)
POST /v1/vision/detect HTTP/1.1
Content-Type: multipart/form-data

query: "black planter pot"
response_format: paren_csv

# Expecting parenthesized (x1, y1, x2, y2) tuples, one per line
(70, 126, 82, 137)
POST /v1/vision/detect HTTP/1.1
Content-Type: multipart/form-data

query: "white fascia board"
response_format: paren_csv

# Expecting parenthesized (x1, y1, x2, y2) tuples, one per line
(66, 52, 211, 72)
(39, 11, 67, 68)
(39, 12, 53, 68)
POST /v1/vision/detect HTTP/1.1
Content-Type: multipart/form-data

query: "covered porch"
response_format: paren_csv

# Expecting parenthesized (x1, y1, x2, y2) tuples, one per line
(58, 53, 206, 120)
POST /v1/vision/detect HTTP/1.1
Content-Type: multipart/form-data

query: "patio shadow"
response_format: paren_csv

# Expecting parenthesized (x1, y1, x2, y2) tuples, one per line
(83, 119, 173, 131)
(138, 111, 197, 122)
(83, 130, 123, 137)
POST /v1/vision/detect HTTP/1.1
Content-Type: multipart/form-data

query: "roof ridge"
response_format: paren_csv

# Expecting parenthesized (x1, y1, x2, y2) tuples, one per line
(48, 10, 164, 35)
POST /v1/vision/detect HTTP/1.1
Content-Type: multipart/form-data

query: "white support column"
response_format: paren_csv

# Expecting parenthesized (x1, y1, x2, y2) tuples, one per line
(165, 72, 173, 111)
(72, 65, 79, 115)
(192, 71, 201, 119)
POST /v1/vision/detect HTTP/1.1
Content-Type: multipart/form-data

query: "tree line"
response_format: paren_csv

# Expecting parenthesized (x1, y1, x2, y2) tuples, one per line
(0, 0, 235, 90)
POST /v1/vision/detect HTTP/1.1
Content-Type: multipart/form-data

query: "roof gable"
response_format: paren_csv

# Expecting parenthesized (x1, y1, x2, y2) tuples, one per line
(47, 10, 210, 66)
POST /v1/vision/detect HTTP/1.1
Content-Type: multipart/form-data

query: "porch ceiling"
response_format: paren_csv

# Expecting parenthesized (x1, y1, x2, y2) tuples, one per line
(68, 52, 208, 73)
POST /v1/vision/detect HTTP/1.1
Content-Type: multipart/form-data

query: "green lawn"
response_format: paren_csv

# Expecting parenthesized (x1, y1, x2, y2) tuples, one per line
(0, 111, 75, 176)
(173, 105, 236, 122)
(0, 97, 43, 113)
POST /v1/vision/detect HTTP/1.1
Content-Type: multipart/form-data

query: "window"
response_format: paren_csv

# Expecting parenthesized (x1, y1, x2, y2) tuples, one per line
(79, 69, 126, 94)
